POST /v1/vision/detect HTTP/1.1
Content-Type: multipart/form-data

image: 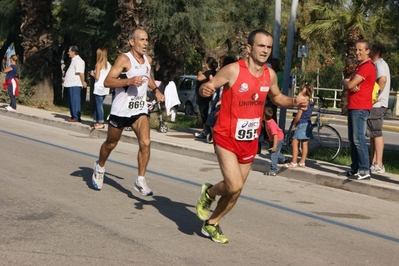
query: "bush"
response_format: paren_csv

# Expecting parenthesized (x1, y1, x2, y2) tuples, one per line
(302, 58, 346, 108)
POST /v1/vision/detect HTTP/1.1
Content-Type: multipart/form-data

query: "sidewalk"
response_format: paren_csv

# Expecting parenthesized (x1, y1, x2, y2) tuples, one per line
(1, 102, 399, 203)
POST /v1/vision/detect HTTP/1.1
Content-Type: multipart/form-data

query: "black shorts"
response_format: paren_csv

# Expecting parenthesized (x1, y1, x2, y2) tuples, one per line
(366, 107, 386, 138)
(108, 113, 149, 128)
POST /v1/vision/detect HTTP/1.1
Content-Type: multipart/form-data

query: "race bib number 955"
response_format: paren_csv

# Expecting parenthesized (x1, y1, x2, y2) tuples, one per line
(235, 118, 260, 141)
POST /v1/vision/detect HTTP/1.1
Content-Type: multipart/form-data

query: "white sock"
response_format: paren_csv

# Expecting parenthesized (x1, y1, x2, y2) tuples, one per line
(137, 175, 145, 182)
(96, 163, 105, 172)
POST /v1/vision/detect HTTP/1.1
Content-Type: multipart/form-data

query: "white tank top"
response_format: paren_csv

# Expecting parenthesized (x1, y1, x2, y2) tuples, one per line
(93, 62, 111, 96)
(110, 53, 151, 117)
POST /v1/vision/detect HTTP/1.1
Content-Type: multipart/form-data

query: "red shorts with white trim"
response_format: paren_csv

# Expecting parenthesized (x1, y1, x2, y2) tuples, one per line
(213, 132, 257, 164)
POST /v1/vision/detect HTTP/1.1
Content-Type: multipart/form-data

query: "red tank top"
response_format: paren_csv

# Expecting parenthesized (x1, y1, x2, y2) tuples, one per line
(213, 60, 270, 141)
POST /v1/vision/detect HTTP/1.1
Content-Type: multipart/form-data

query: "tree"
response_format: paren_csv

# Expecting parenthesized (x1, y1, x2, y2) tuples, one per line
(302, 0, 378, 114)
(54, 0, 119, 105)
(20, 0, 54, 105)
(0, 0, 22, 66)
(2, 0, 398, 107)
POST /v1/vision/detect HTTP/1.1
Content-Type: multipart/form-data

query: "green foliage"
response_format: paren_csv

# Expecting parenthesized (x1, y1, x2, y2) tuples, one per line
(183, 47, 202, 75)
(386, 52, 399, 91)
(299, 57, 346, 107)
(0, 0, 21, 41)
(149, 111, 196, 130)
(54, 0, 119, 62)
(1, 0, 399, 104)
(0, 73, 7, 103)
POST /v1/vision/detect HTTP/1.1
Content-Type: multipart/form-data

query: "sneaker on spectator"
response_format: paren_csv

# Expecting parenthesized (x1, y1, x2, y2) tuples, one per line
(264, 171, 276, 176)
(92, 161, 104, 190)
(348, 172, 371, 180)
(5, 106, 16, 112)
(371, 164, 385, 174)
(339, 170, 358, 177)
(194, 130, 208, 138)
(134, 177, 153, 196)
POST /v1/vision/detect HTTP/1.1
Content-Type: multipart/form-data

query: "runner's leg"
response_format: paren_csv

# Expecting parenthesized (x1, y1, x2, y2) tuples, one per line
(98, 126, 124, 167)
(207, 145, 252, 224)
(132, 115, 151, 176)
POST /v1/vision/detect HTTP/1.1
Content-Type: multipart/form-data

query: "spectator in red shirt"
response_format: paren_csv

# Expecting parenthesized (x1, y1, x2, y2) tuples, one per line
(343, 39, 377, 180)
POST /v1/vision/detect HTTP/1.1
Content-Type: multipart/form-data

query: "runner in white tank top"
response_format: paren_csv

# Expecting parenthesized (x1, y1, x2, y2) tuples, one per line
(91, 28, 164, 197)
(110, 53, 151, 117)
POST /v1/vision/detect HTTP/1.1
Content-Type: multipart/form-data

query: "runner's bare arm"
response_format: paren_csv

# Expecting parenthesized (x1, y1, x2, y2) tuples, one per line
(104, 54, 143, 88)
(199, 63, 239, 97)
(148, 76, 165, 102)
(268, 69, 308, 109)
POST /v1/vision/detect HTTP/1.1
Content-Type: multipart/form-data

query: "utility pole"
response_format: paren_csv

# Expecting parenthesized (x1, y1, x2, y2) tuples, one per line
(279, 0, 299, 131)
(272, 0, 282, 59)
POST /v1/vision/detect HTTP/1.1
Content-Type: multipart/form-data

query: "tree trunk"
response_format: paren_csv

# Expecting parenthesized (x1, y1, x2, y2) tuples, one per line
(20, 0, 54, 105)
(115, 0, 149, 55)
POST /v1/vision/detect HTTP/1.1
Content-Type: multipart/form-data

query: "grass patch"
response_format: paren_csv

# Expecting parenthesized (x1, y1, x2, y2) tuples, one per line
(308, 147, 399, 174)
(282, 145, 399, 174)
(39, 101, 111, 121)
(149, 112, 197, 130)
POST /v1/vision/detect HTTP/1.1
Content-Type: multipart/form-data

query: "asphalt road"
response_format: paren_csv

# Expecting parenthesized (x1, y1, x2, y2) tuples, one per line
(1, 114, 399, 266)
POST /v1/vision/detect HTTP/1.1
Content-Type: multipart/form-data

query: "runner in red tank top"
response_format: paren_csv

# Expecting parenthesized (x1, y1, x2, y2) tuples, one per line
(195, 29, 310, 243)
(213, 59, 270, 163)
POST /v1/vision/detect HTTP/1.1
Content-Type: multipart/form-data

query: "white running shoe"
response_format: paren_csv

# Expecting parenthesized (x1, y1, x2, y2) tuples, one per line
(5, 106, 16, 112)
(371, 164, 385, 174)
(134, 177, 153, 196)
(92, 161, 104, 190)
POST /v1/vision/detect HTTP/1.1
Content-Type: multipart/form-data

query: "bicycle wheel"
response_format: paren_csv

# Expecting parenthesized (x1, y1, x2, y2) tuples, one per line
(308, 124, 342, 162)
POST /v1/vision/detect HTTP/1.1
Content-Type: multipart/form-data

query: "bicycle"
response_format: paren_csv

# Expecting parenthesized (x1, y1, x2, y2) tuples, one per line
(284, 94, 342, 162)
(147, 100, 168, 133)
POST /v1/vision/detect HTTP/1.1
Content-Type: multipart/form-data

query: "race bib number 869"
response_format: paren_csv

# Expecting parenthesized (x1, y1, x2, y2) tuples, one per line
(128, 100, 145, 110)
(235, 118, 260, 141)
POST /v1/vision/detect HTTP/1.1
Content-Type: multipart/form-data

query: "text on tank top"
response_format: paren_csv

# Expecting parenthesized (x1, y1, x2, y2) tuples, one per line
(110, 53, 151, 117)
(214, 60, 270, 141)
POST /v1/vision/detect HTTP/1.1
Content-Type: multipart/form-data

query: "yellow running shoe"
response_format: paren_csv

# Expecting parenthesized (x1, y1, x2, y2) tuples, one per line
(195, 183, 214, 221)
(201, 222, 229, 244)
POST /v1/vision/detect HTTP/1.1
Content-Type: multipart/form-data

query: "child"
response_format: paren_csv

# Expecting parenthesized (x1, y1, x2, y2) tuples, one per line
(285, 83, 314, 168)
(263, 107, 286, 176)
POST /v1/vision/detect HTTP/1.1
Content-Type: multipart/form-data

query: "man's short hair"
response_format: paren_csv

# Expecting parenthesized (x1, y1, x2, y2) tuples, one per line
(355, 39, 371, 50)
(371, 43, 384, 57)
(69, 45, 79, 55)
(247, 29, 272, 46)
(128, 27, 147, 41)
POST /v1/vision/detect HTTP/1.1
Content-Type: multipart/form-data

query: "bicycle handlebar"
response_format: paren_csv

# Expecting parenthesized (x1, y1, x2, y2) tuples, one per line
(316, 94, 328, 108)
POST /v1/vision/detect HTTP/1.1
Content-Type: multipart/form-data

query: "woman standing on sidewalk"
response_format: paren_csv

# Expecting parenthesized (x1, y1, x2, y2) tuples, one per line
(194, 56, 218, 138)
(3, 55, 18, 112)
(90, 48, 111, 129)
